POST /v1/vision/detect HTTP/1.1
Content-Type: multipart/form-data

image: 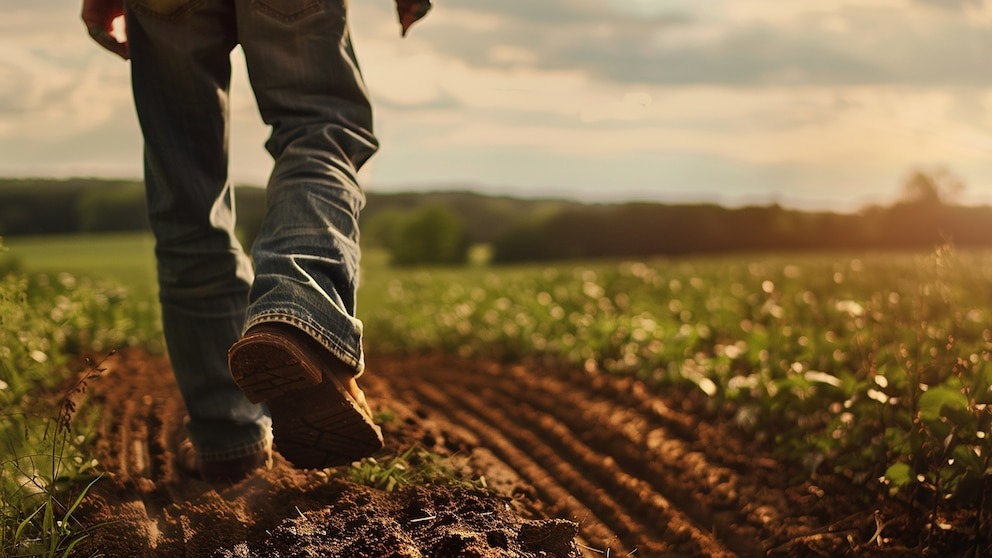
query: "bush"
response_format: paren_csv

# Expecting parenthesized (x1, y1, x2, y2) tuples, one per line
(384, 205, 470, 266)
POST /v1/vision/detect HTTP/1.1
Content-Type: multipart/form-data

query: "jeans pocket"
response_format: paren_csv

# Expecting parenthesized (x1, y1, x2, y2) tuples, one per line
(251, 0, 323, 23)
(128, 0, 201, 20)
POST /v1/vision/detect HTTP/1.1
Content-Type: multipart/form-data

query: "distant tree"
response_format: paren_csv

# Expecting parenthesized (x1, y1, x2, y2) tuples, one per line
(360, 191, 586, 245)
(363, 208, 408, 250)
(901, 167, 964, 206)
(386, 205, 470, 266)
(491, 218, 556, 262)
(0, 179, 83, 235)
(77, 183, 149, 232)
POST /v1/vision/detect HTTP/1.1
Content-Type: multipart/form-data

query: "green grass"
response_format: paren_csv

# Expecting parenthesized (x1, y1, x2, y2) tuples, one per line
(1, 237, 160, 556)
(4, 233, 157, 298)
(348, 447, 487, 493)
(1, 231, 394, 316)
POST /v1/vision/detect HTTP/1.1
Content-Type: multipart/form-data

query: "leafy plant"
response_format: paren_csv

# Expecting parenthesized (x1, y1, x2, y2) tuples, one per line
(1, 353, 109, 557)
(358, 247, 992, 528)
(348, 447, 487, 493)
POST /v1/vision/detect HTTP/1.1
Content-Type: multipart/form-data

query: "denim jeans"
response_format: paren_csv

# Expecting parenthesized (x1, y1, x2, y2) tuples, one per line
(125, 0, 378, 460)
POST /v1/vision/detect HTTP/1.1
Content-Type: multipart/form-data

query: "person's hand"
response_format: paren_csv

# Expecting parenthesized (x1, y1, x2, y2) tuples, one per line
(81, 0, 128, 60)
(395, 0, 431, 37)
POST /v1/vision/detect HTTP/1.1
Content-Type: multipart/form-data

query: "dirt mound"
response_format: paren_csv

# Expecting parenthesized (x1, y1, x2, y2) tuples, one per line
(75, 350, 929, 557)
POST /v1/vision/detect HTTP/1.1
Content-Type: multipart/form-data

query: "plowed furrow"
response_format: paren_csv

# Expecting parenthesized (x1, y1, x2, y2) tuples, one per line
(411, 383, 634, 555)
(477, 369, 775, 548)
(441, 362, 791, 549)
(409, 373, 749, 557)
(382, 356, 785, 557)
(467, 385, 744, 558)
(561, 368, 777, 472)
(551, 375, 795, 533)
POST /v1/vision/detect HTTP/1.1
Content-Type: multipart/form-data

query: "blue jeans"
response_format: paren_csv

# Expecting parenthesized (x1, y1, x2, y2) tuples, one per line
(126, 0, 378, 461)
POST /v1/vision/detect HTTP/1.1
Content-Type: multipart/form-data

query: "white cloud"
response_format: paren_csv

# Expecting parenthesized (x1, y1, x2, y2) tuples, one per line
(488, 45, 538, 66)
(387, 82, 992, 171)
(0, 44, 131, 140)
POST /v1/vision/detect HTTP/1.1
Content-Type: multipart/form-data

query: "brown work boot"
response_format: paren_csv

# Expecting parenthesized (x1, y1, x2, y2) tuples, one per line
(177, 437, 272, 484)
(228, 322, 383, 469)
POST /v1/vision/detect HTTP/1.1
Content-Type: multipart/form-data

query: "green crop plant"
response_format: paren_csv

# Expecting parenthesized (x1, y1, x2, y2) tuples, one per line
(359, 247, 992, 538)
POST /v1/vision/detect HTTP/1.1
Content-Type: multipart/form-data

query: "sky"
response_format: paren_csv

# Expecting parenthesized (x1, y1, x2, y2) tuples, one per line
(1, 0, 990, 211)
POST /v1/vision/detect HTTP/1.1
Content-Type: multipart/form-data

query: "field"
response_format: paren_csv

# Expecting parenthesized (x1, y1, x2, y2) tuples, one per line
(2, 233, 991, 557)
(4, 233, 157, 297)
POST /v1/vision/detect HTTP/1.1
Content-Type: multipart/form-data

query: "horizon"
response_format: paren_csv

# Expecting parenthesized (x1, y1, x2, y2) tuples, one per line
(5, 175, 983, 216)
(2, 1, 990, 212)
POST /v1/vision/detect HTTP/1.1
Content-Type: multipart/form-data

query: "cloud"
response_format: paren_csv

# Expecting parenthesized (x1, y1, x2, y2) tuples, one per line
(375, 83, 992, 169)
(429, 0, 689, 25)
(329, 1, 992, 205)
(396, 0, 991, 87)
(911, 0, 985, 9)
(0, 45, 131, 140)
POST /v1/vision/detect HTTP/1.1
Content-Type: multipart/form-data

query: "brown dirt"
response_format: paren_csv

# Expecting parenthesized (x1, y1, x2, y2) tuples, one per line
(72, 350, 957, 557)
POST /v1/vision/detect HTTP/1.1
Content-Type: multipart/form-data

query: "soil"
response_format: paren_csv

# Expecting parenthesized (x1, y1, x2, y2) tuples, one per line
(71, 350, 980, 557)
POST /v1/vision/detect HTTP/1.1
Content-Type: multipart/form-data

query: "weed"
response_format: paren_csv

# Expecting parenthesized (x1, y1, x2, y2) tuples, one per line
(348, 447, 487, 493)
(1, 239, 148, 557)
(1, 355, 110, 557)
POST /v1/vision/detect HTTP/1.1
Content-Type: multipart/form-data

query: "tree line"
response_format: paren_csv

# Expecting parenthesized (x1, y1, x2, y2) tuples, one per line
(1, 172, 990, 265)
(490, 201, 992, 261)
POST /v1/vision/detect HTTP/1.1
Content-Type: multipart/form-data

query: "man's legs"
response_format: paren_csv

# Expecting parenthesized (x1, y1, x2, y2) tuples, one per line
(126, 0, 271, 463)
(236, 0, 378, 370)
(225, 0, 383, 467)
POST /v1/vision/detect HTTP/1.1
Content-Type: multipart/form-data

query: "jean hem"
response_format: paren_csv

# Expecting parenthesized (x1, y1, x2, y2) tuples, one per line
(245, 309, 364, 376)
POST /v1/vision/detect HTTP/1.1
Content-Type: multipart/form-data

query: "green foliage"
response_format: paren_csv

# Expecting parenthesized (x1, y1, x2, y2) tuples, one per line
(362, 208, 408, 249)
(3, 233, 158, 299)
(348, 447, 486, 493)
(76, 184, 149, 233)
(359, 247, 992, 530)
(0, 178, 146, 236)
(0, 237, 22, 276)
(381, 205, 470, 266)
(3, 474, 103, 558)
(491, 200, 992, 262)
(360, 190, 581, 245)
(233, 186, 267, 251)
(1, 238, 161, 556)
(8, 177, 992, 263)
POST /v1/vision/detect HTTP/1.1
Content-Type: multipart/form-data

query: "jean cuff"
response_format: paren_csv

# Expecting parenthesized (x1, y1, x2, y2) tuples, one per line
(244, 310, 365, 377)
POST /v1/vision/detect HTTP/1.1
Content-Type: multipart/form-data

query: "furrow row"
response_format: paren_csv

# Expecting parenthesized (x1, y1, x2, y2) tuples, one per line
(406, 361, 752, 558)
(416, 360, 776, 555)
(411, 382, 634, 555)
(444, 361, 792, 552)
(458, 383, 741, 558)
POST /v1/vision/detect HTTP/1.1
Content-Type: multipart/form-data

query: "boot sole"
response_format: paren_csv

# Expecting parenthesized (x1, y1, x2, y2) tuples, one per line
(229, 328, 383, 468)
